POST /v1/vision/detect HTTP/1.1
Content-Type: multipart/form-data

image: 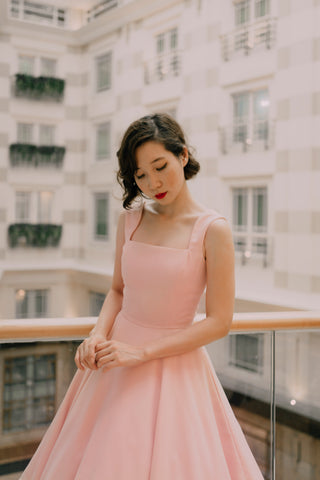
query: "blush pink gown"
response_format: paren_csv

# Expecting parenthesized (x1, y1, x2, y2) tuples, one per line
(20, 203, 264, 479)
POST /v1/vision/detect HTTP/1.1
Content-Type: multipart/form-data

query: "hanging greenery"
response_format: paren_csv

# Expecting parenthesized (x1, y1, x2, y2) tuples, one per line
(10, 143, 65, 167)
(8, 224, 62, 248)
(14, 73, 65, 101)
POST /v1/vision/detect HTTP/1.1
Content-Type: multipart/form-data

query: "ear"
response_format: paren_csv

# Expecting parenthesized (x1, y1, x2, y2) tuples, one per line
(181, 147, 189, 167)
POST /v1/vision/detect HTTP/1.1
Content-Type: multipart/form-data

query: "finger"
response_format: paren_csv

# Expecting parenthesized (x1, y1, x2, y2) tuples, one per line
(96, 352, 115, 368)
(95, 341, 110, 352)
(75, 350, 84, 371)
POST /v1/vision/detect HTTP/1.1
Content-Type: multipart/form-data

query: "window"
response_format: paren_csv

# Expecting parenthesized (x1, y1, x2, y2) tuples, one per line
(16, 192, 31, 222)
(15, 289, 49, 318)
(234, 1, 250, 26)
(94, 193, 109, 240)
(18, 55, 35, 75)
(40, 57, 57, 77)
(232, 89, 269, 147)
(39, 125, 55, 145)
(3, 354, 56, 433)
(255, 0, 270, 18)
(96, 52, 112, 91)
(229, 334, 264, 373)
(89, 291, 105, 316)
(17, 123, 33, 143)
(96, 122, 111, 160)
(232, 187, 268, 258)
(234, 0, 270, 26)
(38, 191, 53, 222)
(155, 27, 179, 80)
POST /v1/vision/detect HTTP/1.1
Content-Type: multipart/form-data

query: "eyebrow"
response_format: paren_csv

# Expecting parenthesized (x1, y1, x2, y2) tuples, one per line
(135, 157, 165, 171)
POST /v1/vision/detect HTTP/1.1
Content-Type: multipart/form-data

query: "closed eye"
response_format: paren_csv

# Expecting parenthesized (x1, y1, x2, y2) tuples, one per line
(156, 163, 167, 171)
(136, 173, 145, 179)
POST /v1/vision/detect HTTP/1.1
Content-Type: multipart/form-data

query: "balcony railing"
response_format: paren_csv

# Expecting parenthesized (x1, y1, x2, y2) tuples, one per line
(233, 232, 272, 268)
(8, 224, 62, 248)
(0, 312, 319, 479)
(13, 74, 65, 102)
(87, 0, 118, 22)
(9, 0, 67, 28)
(144, 51, 181, 85)
(221, 17, 277, 61)
(220, 120, 274, 154)
(9, 143, 65, 168)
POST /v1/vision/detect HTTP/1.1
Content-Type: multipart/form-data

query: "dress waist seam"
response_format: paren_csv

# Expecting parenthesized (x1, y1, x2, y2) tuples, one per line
(120, 311, 191, 330)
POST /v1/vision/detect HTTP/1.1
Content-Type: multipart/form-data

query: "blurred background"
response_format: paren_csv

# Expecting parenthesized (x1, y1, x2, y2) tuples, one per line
(0, 0, 319, 478)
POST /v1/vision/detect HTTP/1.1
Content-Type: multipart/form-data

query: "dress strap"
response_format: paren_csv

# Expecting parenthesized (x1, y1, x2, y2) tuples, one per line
(124, 204, 144, 242)
(189, 210, 228, 252)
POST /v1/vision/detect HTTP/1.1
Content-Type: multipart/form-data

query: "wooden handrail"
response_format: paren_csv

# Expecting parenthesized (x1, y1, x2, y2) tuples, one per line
(0, 311, 320, 340)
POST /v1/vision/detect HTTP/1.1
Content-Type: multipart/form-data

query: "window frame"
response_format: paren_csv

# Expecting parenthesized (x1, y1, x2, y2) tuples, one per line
(93, 192, 109, 242)
(96, 52, 112, 92)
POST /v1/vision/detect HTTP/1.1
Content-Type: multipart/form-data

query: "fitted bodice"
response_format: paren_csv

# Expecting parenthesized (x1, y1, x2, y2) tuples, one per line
(120, 202, 226, 329)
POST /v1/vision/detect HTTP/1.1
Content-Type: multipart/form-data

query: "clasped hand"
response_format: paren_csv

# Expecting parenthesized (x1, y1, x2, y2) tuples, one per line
(75, 334, 146, 372)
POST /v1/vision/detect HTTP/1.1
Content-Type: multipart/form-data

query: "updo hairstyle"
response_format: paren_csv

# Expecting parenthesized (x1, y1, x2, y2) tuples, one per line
(116, 113, 200, 209)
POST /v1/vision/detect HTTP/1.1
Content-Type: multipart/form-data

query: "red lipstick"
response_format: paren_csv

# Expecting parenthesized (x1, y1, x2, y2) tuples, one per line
(155, 192, 167, 199)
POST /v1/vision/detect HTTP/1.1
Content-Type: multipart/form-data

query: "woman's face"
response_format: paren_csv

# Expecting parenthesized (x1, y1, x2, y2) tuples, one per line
(134, 141, 188, 204)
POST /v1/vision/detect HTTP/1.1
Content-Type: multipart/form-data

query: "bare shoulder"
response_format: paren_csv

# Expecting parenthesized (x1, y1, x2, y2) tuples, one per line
(204, 217, 234, 256)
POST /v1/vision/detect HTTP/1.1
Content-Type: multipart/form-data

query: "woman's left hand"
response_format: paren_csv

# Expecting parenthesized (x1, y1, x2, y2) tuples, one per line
(95, 340, 146, 371)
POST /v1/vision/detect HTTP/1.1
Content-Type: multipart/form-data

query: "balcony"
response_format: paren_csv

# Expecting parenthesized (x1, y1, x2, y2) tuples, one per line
(13, 74, 65, 102)
(9, 143, 65, 168)
(87, 0, 118, 23)
(221, 17, 277, 62)
(220, 120, 274, 154)
(144, 51, 181, 85)
(8, 224, 62, 248)
(8, 0, 68, 28)
(0, 312, 319, 479)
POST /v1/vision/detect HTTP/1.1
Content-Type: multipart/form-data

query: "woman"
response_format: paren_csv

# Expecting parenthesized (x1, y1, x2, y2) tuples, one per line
(21, 113, 263, 479)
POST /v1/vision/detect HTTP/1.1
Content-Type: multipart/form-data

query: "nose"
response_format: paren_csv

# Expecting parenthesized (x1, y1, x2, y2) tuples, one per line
(148, 173, 162, 191)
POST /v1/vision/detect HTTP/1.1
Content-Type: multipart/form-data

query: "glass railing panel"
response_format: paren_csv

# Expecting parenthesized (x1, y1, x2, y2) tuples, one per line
(0, 339, 81, 478)
(275, 330, 320, 480)
(206, 331, 272, 480)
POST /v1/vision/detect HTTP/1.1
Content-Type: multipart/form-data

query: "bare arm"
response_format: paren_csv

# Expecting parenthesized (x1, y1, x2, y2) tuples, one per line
(75, 211, 126, 369)
(142, 218, 235, 361)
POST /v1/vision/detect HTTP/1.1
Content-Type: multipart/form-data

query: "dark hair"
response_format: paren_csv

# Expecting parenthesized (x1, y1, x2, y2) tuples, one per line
(116, 113, 200, 209)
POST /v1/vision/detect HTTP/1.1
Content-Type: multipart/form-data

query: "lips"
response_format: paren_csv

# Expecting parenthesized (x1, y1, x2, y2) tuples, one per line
(155, 192, 167, 199)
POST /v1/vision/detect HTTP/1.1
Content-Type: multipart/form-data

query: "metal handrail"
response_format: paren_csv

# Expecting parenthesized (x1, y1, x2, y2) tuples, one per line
(1, 311, 319, 340)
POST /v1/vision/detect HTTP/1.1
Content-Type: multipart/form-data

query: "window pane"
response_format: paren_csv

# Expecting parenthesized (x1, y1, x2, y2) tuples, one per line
(170, 28, 178, 50)
(156, 33, 165, 54)
(15, 289, 48, 319)
(39, 125, 55, 145)
(96, 52, 112, 91)
(235, 1, 250, 26)
(255, 0, 270, 18)
(40, 58, 56, 76)
(94, 194, 109, 239)
(252, 187, 267, 232)
(229, 334, 263, 373)
(233, 188, 248, 231)
(38, 191, 53, 223)
(18, 55, 35, 75)
(3, 354, 56, 433)
(96, 122, 111, 159)
(16, 192, 31, 222)
(17, 123, 33, 143)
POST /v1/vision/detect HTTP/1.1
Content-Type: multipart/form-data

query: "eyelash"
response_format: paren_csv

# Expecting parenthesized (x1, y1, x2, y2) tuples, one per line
(136, 163, 167, 180)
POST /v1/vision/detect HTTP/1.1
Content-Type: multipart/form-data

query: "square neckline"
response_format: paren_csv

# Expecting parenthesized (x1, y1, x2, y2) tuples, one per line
(128, 202, 212, 251)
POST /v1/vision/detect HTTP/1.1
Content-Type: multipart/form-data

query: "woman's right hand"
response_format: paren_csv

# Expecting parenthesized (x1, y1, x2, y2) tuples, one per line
(75, 334, 106, 371)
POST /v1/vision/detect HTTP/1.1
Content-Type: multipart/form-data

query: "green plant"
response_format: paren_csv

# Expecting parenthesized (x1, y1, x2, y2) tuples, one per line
(8, 224, 62, 248)
(14, 73, 65, 101)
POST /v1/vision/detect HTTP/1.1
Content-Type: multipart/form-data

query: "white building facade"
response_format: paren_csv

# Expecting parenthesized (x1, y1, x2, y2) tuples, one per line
(0, 0, 320, 477)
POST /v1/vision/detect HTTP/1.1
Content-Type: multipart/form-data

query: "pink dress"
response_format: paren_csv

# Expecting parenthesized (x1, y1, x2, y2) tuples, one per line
(20, 203, 264, 479)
